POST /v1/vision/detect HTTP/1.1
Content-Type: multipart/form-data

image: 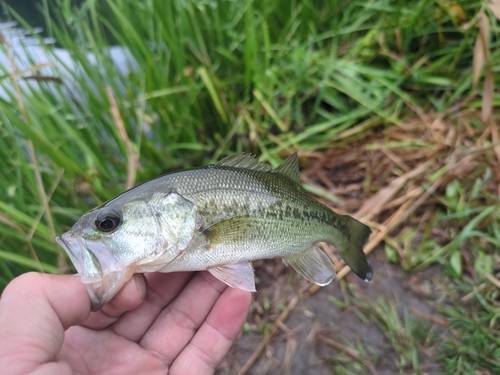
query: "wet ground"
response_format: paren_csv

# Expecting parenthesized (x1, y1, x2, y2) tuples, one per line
(217, 248, 447, 375)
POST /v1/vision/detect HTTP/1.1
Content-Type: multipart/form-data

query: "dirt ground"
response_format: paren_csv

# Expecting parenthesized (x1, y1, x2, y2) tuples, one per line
(217, 249, 447, 375)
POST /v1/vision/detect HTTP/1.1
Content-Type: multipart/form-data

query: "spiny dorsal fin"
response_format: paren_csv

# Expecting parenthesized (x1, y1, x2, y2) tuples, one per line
(215, 153, 272, 172)
(273, 153, 300, 182)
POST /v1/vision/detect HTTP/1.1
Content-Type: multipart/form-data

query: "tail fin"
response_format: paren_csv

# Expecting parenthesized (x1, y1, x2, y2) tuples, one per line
(340, 215, 373, 281)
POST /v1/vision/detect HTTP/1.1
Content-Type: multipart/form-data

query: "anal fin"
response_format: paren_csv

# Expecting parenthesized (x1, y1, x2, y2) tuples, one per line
(208, 261, 256, 292)
(283, 245, 336, 286)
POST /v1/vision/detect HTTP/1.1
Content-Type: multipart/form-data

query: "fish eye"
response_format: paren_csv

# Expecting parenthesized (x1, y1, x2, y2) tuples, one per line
(95, 209, 121, 233)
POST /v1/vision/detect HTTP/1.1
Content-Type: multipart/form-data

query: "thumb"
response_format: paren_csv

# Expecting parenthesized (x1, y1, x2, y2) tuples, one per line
(0, 272, 91, 372)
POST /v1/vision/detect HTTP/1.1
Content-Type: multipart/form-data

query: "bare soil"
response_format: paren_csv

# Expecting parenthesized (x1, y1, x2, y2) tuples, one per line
(218, 250, 446, 375)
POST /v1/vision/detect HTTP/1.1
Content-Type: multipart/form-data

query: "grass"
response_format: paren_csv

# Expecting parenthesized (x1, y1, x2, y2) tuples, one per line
(346, 287, 427, 374)
(0, 0, 499, 373)
(438, 279, 500, 373)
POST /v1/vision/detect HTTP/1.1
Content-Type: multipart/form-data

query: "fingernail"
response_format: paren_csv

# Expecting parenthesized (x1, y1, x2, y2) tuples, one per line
(134, 274, 146, 300)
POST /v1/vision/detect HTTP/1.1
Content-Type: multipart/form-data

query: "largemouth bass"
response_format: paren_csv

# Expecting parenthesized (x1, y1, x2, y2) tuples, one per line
(56, 153, 372, 310)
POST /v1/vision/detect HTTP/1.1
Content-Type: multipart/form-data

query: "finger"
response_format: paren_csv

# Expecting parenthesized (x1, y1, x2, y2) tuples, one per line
(111, 271, 195, 341)
(82, 274, 147, 330)
(139, 271, 228, 364)
(0, 273, 90, 372)
(170, 287, 251, 374)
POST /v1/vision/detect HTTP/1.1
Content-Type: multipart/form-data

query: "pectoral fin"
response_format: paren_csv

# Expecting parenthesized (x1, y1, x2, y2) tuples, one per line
(208, 261, 256, 292)
(283, 245, 336, 286)
(203, 216, 258, 247)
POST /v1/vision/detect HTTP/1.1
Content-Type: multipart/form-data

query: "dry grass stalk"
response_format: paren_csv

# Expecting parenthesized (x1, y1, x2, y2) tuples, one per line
(484, 273, 500, 290)
(106, 86, 138, 190)
(490, 0, 500, 20)
(461, 282, 488, 302)
(27, 169, 64, 242)
(409, 308, 450, 328)
(472, 10, 488, 89)
(356, 158, 435, 220)
(316, 334, 378, 375)
(282, 337, 297, 373)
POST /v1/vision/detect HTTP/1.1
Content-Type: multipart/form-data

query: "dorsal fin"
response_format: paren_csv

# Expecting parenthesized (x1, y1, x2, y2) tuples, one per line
(215, 153, 272, 172)
(274, 153, 300, 182)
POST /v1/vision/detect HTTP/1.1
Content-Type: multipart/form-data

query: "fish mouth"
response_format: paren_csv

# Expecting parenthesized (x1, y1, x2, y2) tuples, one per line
(56, 232, 129, 311)
(56, 234, 89, 278)
(56, 233, 103, 283)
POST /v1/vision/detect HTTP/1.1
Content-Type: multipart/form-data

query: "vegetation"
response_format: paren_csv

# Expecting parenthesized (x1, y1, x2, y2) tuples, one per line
(0, 0, 499, 373)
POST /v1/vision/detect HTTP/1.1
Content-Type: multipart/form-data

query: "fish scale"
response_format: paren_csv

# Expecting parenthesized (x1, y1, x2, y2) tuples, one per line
(56, 153, 373, 311)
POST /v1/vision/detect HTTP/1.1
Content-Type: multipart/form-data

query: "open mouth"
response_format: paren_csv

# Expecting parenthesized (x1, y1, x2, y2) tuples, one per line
(56, 233, 103, 283)
(56, 233, 85, 276)
(56, 231, 131, 311)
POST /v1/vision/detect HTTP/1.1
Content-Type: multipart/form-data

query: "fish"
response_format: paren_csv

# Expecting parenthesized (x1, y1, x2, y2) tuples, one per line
(56, 153, 372, 311)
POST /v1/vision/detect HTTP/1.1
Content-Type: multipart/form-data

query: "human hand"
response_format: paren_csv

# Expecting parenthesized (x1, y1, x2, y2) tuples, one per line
(0, 271, 251, 375)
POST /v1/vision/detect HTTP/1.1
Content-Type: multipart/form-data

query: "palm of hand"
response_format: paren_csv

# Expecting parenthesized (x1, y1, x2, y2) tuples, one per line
(0, 271, 251, 375)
